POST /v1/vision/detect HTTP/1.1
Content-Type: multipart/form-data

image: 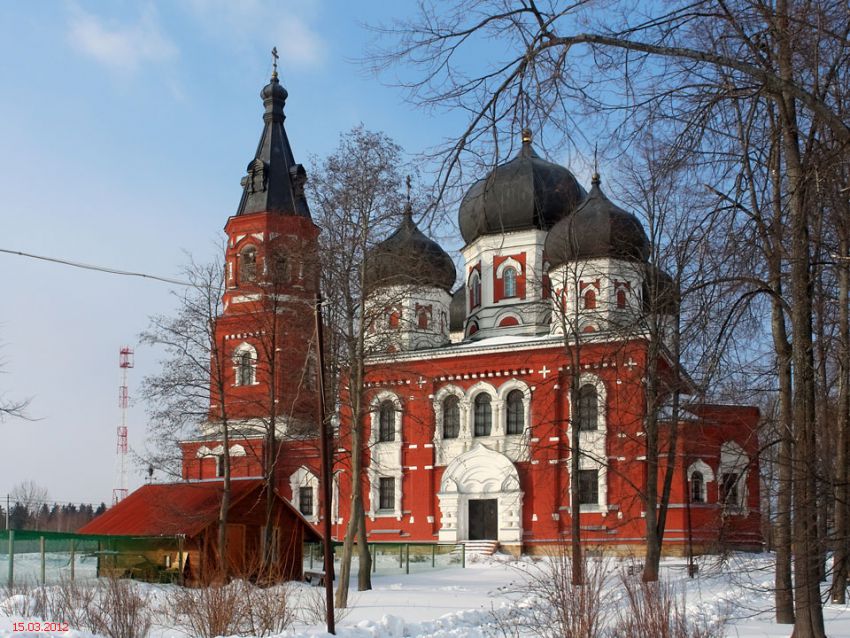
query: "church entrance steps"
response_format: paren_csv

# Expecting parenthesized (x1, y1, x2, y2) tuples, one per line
(457, 540, 500, 556)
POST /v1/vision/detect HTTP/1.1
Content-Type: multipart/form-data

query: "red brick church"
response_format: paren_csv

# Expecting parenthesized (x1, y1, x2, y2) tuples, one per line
(171, 70, 761, 556)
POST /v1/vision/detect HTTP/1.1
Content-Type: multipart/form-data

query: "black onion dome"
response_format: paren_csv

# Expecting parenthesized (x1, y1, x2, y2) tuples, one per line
(365, 209, 457, 293)
(544, 174, 650, 268)
(449, 287, 466, 332)
(458, 131, 586, 245)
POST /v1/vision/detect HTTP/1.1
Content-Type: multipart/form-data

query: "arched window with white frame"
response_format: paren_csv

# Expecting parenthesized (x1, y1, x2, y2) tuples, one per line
(576, 384, 598, 431)
(233, 343, 257, 386)
(378, 400, 396, 442)
(442, 395, 460, 439)
(686, 459, 714, 503)
(473, 394, 492, 436)
(506, 389, 524, 434)
(290, 467, 319, 523)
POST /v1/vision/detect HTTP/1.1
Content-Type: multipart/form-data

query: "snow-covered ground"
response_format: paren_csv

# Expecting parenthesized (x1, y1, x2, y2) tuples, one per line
(2, 552, 850, 637)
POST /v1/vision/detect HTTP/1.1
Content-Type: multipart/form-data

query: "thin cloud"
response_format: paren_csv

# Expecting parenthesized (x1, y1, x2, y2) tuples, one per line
(183, 0, 326, 68)
(67, 6, 178, 72)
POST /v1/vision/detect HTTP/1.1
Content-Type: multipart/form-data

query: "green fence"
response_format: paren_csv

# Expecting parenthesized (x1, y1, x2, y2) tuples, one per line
(304, 542, 465, 577)
(0, 530, 184, 587)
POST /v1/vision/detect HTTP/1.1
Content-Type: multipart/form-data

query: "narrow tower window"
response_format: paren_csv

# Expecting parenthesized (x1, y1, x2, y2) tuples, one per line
(240, 246, 257, 283)
(234, 346, 257, 386)
(469, 271, 481, 309)
(503, 267, 517, 298)
(583, 289, 597, 310)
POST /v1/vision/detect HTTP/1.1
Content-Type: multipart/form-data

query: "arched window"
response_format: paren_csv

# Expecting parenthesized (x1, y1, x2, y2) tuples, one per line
(473, 394, 492, 436)
(239, 246, 257, 283)
(469, 271, 481, 309)
(418, 310, 430, 330)
(616, 289, 627, 309)
(442, 396, 460, 439)
(503, 267, 517, 298)
(506, 389, 524, 434)
(576, 384, 598, 431)
(378, 401, 395, 442)
(691, 471, 705, 503)
(583, 289, 597, 310)
(234, 345, 257, 386)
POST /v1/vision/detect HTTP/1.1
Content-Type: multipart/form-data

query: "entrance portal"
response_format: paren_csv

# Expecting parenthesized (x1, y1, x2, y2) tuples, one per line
(468, 499, 498, 540)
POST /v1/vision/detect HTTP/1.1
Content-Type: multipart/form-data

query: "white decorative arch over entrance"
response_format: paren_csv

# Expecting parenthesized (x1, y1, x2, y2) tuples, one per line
(437, 443, 523, 544)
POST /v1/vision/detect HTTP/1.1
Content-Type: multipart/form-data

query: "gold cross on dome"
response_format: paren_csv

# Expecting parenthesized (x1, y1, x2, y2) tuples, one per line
(272, 46, 279, 78)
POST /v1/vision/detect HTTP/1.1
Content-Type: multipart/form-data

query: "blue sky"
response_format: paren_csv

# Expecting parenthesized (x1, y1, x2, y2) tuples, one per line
(0, 0, 467, 505)
(0, 1, 600, 505)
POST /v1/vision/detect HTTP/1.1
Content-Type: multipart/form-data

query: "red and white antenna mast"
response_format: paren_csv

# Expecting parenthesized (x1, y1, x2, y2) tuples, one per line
(113, 346, 134, 505)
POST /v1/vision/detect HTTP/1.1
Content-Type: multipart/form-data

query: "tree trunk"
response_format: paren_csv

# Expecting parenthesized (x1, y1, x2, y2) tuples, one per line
(776, 5, 825, 633)
(831, 233, 850, 604)
(772, 290, 795, 624)
(356, 501, 372, 590)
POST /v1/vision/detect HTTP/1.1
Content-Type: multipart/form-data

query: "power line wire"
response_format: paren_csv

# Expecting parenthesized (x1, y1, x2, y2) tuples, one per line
(0, 248, 189, 286)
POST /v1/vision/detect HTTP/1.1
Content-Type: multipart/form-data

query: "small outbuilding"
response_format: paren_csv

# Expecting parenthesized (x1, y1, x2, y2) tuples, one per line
(79, 478, 320, 582)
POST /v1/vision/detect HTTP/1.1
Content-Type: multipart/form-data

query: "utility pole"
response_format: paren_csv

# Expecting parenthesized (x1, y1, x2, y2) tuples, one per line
(5, 494, 9, 530)
(314, 291, 336, 635)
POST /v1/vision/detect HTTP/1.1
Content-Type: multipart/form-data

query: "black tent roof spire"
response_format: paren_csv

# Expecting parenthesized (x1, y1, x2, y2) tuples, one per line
(235, 49, 310, 218)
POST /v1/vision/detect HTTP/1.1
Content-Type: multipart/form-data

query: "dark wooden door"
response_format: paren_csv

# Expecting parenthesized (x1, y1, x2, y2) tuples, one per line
(468, 499, 498, 540)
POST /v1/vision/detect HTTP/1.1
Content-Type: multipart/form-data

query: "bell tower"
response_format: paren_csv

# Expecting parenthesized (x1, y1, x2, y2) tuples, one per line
(213, 64, 320, 437)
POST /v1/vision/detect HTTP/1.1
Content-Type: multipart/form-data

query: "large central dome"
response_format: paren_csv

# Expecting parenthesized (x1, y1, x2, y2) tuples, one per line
(458, 132, 586, 245)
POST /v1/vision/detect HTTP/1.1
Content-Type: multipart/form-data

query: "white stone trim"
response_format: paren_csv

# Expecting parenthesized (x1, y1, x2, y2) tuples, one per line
(719, 441, 749, 512)
(289, 466, 319, 523)
(687, 459, 714, 503)
(495, 257, 523, 279)
(565, 372, 608, 511)
(367, 468, 404, 520)
(436, 444, 523, 543)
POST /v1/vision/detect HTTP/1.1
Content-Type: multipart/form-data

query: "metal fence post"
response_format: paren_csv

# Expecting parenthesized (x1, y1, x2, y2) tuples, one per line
(40, 536, 45, 585)
(399, 543, 403, 568)
(405, 544, 410, 575)
(432, 544, 436, 568)
(70, 540, 75, 582)
(462, 543, 466, 569)
(7, 531, 14, 587)
(371, 544, 376, 574)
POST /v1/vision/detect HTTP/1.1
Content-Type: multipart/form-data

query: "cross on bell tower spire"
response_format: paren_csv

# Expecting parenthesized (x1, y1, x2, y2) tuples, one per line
(271, 46, 279, 79)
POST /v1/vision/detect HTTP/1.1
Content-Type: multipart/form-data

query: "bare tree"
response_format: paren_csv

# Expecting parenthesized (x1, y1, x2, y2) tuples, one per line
(308, 125, 418, 608)
(139, 258, 236, 573)
(10, 480, 49, 530)
(372, 3, 849, 634)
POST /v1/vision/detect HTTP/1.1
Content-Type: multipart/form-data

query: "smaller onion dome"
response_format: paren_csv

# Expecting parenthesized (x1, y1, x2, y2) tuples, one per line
(449, 287, 466, 332)
(544, 174, 650, 268)
(643, 265, 680, 315)
(364, 207, 457, 293)
(458, 130, 586, 245)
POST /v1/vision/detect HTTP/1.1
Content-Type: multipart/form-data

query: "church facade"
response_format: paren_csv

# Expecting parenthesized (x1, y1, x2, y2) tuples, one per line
(178, 72, 762, 556)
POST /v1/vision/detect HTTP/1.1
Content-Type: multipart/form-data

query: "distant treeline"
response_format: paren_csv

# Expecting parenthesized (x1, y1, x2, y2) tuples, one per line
(0, 501, 107, 532)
